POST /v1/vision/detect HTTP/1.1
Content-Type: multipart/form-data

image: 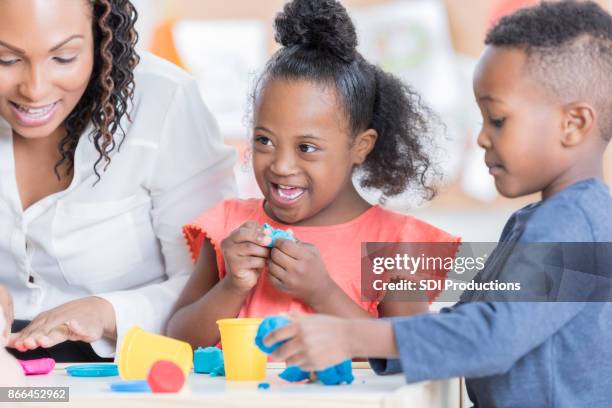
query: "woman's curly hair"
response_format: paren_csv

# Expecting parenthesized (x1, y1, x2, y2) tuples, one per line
(56, 0, 139, 180)
(254, 0, 439, 201)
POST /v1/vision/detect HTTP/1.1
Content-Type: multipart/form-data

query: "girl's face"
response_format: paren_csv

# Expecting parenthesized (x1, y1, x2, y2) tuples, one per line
(0, 0, 94, 140)
(253, 79, 372, 226)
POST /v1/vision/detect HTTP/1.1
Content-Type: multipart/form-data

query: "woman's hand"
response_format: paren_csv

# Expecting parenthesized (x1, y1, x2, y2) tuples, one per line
(0, 286, 13, 339)
(268, 239, 336, 307)
(220, 222, 272, 294)
(265, 314, 353, 371)
(6, 296, 116, 351)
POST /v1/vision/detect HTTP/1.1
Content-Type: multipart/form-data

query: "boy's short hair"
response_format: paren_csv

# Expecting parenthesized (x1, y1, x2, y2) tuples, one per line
(486, 1, 612, 141)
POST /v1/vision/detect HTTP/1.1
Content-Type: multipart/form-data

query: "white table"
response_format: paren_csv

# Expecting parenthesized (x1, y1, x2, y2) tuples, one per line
(20, 363, 461, 408)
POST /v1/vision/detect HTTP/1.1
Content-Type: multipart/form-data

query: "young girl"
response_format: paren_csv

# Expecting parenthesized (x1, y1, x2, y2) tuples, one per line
(167, 0, 459, 348)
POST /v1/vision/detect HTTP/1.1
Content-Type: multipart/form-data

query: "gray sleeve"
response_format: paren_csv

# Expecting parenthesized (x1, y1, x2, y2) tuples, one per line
(368, 357, 403, 375)
(389, 302, 585, 383)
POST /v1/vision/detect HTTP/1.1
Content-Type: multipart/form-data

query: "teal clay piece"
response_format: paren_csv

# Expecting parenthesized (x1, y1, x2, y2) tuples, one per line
(193, 347, 223, 374)
(263, 223, 295, 248)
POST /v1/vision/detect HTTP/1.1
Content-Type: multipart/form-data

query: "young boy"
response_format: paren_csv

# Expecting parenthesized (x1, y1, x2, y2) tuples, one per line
(263, 2, 612, 407)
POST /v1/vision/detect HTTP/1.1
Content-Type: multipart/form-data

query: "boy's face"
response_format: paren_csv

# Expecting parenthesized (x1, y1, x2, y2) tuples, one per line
(473, 46, 570, 198)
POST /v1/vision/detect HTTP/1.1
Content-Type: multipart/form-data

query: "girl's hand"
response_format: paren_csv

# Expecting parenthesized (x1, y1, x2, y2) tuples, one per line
(0, 286, 13, 339)
(265, 313, 353, 371)
(268, 239, 336, 307)
(220, 222, 272, 294)
(6, 297, 116, 351)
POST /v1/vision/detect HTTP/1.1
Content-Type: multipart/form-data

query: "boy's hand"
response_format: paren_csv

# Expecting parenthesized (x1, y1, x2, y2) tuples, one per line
(221, 222, 272, 294)
(268, 239, 336, 307)
(0, 286, 13, 339)
(7, 296, 116, 351)
(265, 314, 352, 371)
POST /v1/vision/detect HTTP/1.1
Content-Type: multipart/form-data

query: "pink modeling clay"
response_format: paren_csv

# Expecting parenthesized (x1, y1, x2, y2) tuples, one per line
(18, 358, 55, 375)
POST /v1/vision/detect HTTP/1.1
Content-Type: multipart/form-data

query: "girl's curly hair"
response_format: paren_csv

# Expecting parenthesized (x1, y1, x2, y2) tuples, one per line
(56, 0, 139, 180)
(254, 0, 439, 202)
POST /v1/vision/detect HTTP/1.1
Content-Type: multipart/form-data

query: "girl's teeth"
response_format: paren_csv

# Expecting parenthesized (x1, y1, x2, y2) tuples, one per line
(276, 184, 305, 200)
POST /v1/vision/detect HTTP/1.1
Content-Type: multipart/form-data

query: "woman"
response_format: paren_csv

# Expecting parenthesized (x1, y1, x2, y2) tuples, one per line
(0, 0, 235, 361)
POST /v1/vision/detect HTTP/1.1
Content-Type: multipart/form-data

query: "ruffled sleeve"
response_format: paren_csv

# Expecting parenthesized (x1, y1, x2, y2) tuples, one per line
(183, 199, 229, 277)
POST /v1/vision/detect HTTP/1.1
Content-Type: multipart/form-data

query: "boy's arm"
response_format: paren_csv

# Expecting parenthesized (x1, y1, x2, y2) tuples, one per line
(370, 301, 585, 382)
(166, 239, 248, 348)
(267, 301, 585, 378)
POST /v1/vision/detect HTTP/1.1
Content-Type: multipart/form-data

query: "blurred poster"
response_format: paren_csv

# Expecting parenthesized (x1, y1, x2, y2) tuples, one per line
(173, 20, 267, 138)
(351, 0, 474, 207)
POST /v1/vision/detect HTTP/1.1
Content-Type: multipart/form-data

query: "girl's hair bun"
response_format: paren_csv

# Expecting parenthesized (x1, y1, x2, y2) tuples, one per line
(274, 0, 358, 62)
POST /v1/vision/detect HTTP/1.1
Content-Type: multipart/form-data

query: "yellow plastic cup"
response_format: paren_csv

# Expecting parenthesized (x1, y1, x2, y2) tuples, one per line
(118, 326, 193, 380)
(217, 318, 266, 381)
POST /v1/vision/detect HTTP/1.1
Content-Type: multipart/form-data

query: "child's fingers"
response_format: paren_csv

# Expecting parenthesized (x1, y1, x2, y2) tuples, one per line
(232, 225, 272, 247)
(268, 274, 285, 291)
(235, 242, 270, 259)
(267, 262, 288, 288)
(264, 322, 298, 347)
(273, 238, 302, 259)
(270, 247, 297, 269)
(270, 337, 303, 362)
(238, 256, 267, 271)
(285, 352, 308, 368)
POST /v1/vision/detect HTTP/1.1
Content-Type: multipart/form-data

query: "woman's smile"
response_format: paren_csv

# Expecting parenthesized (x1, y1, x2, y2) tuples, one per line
(9, 100, 60, 127)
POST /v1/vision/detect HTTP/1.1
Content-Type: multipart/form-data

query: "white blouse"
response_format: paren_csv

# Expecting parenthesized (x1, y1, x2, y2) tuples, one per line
(0, 52, 236, 356)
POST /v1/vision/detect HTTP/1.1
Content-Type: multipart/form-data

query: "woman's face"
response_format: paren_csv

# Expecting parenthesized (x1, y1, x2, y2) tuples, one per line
(0, 0, 94, 140)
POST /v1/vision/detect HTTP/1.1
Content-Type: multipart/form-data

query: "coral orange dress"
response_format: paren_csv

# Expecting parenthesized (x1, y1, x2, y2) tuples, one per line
(184, 199, 459, 318)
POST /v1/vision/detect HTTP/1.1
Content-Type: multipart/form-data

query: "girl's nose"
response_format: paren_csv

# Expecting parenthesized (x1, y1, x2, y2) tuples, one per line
(269, 149, 298, 176)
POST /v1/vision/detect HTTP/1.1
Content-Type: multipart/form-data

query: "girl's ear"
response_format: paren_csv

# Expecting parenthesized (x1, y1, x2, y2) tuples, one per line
(561, 102, 595, 148)
(352, 129, 378, 165)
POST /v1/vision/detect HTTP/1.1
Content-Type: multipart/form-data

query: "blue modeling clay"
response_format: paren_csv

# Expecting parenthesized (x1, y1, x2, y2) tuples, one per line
(209, 360, 225, 377)
(255, 316, 354, 386)
(255, 315, 291, 353)
(279, 365, 310, 382)
(257, 382, 270, 390)
(314, 360, 354, 385)
(263, 223, 294, 248)
(193, 347, 223, 374)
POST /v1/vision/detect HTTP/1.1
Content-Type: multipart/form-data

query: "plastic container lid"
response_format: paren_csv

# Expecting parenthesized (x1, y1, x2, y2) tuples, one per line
(110, 380, 151, 393)
(66, 364, 119, 377)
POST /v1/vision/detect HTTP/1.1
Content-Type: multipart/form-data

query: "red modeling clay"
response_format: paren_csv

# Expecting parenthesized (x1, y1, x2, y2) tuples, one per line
(18, 358, 55, 375)
(146, 360, 185, 393)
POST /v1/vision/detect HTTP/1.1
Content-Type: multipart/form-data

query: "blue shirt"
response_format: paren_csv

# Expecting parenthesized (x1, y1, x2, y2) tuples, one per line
(371, 179, 612, 407)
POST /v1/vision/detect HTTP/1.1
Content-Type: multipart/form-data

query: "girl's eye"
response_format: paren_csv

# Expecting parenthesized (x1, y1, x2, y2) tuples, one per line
(254, 136, 273, 146)
(53, 56, 77, 64)
(298, 144, 317, 153)
(489, 117, 506, 128)
(0, 58, 19, 66)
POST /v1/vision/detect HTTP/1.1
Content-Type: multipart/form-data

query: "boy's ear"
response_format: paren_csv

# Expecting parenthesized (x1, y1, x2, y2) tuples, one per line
(352, 129, 378, 165)
(561, 102, 595, 147)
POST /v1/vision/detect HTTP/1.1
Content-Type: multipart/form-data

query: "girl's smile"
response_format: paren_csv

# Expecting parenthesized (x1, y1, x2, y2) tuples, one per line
(269, 182, 307, 206)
